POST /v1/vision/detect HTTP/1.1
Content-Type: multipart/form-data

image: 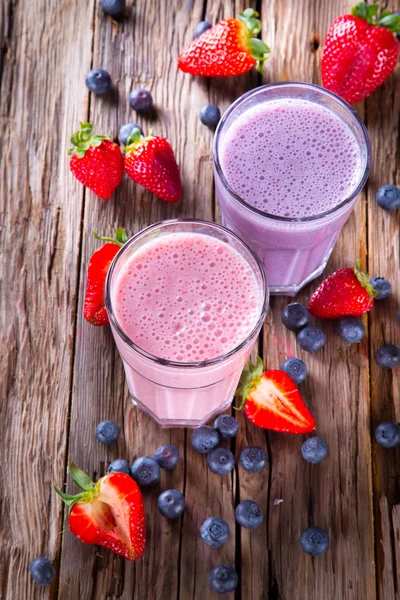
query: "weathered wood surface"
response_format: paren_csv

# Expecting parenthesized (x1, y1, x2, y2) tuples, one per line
(0, 0, 399, 599)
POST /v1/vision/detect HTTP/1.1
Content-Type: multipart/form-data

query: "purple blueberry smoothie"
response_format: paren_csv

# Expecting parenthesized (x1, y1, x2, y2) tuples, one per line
(213, 83, 371, 295)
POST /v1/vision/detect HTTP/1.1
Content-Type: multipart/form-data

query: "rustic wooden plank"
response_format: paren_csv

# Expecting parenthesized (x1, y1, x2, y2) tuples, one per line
(173, 2, 269, 599)
(57, 1, 224, 598)
(366, 3, 400, 594)
(0, 0, 95, 598)
(260, 0, 375, 598)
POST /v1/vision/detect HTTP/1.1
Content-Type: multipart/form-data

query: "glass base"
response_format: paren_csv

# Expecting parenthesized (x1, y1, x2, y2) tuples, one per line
(130, 394, 235, 428)
(269, 253, 332, 296)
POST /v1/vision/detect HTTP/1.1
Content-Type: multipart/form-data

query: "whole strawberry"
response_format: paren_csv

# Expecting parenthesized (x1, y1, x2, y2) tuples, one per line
(84, 228, 127, 326)
(178, 8, 270, 77)
(55, 463, 146, 561)
(69, 122, 124, 199)
(322, 3, 400, 105)
(124, 128, 181, 202)
(308, 261, 378, 319)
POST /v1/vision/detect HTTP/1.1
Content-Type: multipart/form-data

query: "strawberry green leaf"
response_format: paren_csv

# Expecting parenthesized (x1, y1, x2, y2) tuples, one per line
(235, 356, 264, 410)
(68, 463, 94, 491)
(354, 261, 379, 298)
(93, 228, 128, 247)
(69, 122, 110, 157)
(115, 228, 128, 245)
(53, 485, 86, 508)
(377, 14, 400, 32)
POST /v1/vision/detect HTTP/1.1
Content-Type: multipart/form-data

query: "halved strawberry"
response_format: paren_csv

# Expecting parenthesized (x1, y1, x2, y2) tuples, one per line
(84, 228, 127, 326)
(236, 357, 316, 433)
(55, 463, 146, 561)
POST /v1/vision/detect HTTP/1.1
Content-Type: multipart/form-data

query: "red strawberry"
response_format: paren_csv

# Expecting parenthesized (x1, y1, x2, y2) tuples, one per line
(178, 8, 270, 77)
(236, 358, 316, 433)
(322, 3, 400, 105)
(55, 463, 146, 561)
(84, 228, 127, 326)
(308, 261, 378, 319)
(124, 128, 181, 202)
(69, 122, 124, 199)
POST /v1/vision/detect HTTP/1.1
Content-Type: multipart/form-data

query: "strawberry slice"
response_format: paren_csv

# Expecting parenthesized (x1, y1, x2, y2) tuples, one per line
(84, 228, 127, 326)
(236, 357, 316, 433)
(55, 463, 146, 561)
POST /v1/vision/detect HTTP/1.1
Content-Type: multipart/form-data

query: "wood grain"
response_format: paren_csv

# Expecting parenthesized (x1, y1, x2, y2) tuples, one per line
(261, 1, 376, 598)
(366, 1, 400, 595)
(1, 0, 399, 598)
(0, 0, 94, 598)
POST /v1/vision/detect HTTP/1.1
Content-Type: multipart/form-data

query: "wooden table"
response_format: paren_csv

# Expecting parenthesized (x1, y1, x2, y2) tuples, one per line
(1, 0, 399, 598)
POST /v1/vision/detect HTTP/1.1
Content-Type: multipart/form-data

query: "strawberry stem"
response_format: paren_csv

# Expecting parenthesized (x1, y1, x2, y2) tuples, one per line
(54, 464, 98, 513)
(93, 228, 128, 247)
(237, 8, 270, 73)
(351, 2, 400, 32)
(354, 260, 379, 298)
(69, 122, 110, 158)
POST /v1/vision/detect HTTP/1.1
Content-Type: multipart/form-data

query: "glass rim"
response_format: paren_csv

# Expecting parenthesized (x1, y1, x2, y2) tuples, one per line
(105, 218, 268, 369)
(213, 81, 372, 223)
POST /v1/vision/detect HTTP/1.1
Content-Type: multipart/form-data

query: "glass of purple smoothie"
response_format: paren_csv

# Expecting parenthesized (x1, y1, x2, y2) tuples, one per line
(213, 82, 371, 296)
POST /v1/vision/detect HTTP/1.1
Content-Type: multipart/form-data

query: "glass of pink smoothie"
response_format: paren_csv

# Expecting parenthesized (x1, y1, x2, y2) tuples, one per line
(105, 219, 268, 428)
(213, 82, 371, 296)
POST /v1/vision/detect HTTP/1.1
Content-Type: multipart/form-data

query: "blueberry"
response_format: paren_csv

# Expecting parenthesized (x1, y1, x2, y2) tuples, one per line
(376, 184, 400, 211)
(119, 122, 144, 145)
(280, 357, 307, 384)
(375, 422, 400, 448)
(194, 20, 212, 38)
(131, 456, 160, 486)
(101, 0, 125, 16)
(214, 415, 239, 439)
(154, 444, 180, 470)
(200, 517, 230, 548)
(29, 557, 55, 585)
(206, 448, 235, 475)
(157, 489, 185, 518)
(297, 326, 325, 353)
(281, 302, 310, 331)
(209, 565, 238, 594)
(376, 344, 400, 369)
(235, 500, 263, 529)
(301, 437, 328, 464)
(108, 459, 130, 475)
(85, 68, 111, 95)
(128, 88, 153, 112)
(337, 317, 365, 343)
(95, 420, 120, 445)
(370, 277, 392, 300)
(300, 527, 329, 556)
(191, 425, 219, 453)
(398, 311, 400, 324)
(239, 446, 267, 473)
(199, 104, 221, 128)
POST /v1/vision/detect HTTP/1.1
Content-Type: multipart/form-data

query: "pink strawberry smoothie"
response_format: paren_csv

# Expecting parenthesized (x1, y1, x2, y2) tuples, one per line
(113, 232, 259, 361)
(107, 224, 267, 427)
(214, 84, 371, 295)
